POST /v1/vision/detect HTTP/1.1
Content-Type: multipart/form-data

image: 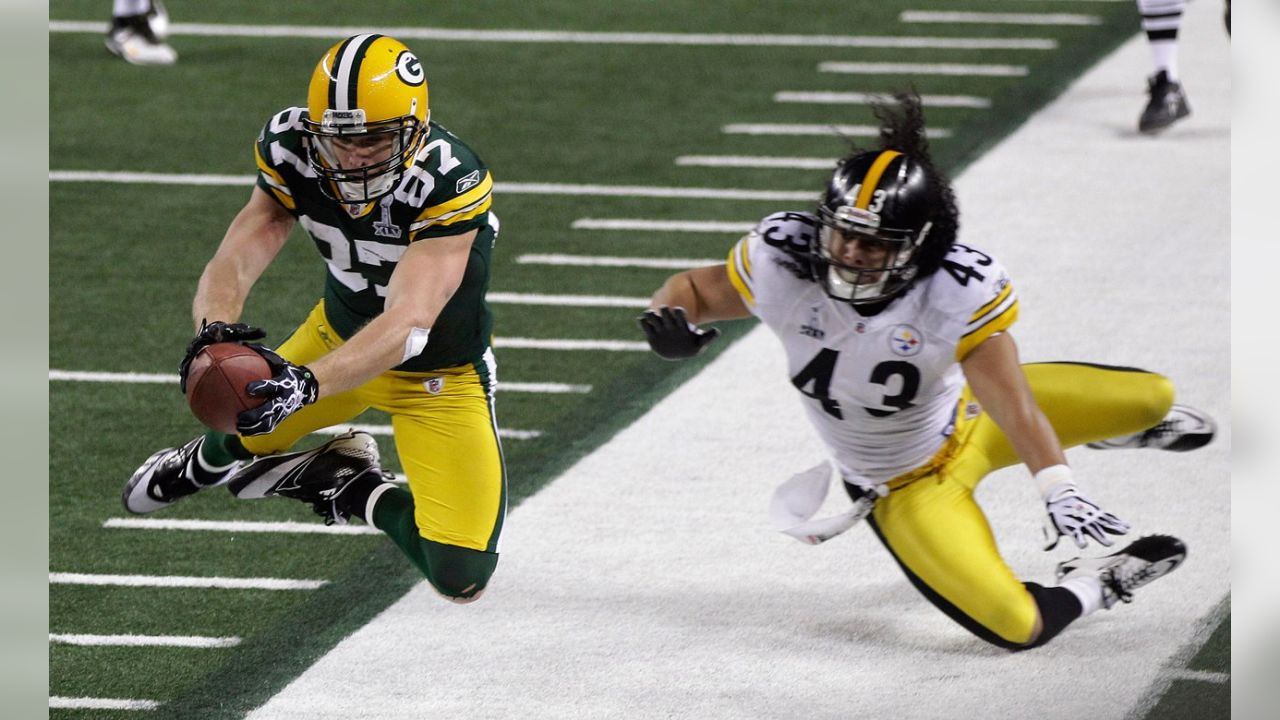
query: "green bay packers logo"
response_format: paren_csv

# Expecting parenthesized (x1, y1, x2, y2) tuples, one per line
(396, 51, 425, 86)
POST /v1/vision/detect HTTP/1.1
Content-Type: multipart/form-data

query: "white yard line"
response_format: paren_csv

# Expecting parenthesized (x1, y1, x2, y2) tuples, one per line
(49, 572, 327, 591)
(571, 217, 756, 232)
(900, 11, 1102, 25)
(487, 292, 648, 308)
(48, 171, 814, 202)
(49, 697, 161, 711)
(48, 21, 1056, 50)
(675, 156, 837, 171)
(516, 254, 720, 270)
(819, 61, 1029, 76)
(103, 517, 382, 536)
(246, 0, 1230, 717)
(1167, 669, 1231, 684)
(50, 633, 242, 648)
(774, 91, 992, 108)
(48, 369, 590, 393)
(723, 123, 953, 138)
(492, 337, 651, 352)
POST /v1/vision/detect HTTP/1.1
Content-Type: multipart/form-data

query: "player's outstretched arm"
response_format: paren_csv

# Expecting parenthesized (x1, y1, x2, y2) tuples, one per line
(639, 264, 751, 360)
(306, 229, 476, 398)
(192, 186, 295, 330)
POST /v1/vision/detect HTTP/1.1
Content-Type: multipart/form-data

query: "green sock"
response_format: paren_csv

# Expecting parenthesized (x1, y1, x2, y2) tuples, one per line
(200, 431, 254, 464)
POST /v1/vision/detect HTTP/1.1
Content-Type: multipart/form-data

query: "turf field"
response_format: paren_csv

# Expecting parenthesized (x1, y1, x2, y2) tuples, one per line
(49, 1, 1228, 717)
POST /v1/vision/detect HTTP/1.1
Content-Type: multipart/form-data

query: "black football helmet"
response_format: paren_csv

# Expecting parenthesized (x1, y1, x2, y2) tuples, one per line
(812, 149, 942, 305)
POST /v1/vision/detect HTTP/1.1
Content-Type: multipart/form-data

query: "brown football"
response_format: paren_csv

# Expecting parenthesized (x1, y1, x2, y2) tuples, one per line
(184, 343, 272, 433)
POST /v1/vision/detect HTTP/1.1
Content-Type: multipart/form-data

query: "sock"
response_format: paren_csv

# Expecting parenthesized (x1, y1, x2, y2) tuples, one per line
(202, 430, 255, 464)
(1059, 575, 1105, 616)
(1022, 582, 1086, 649)
(112, 0, 151, 19)
(1137, 0, 1184, 79)
(188, 436, 241, 487)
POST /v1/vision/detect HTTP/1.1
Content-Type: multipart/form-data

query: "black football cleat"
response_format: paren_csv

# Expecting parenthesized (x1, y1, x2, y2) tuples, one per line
(1056, 534, 1187, 609)
(123, 437, 240, 514)
(1087, 404, 1215, 452)
(1138, 71, 1191, 134)
(226, 430, 384, 525)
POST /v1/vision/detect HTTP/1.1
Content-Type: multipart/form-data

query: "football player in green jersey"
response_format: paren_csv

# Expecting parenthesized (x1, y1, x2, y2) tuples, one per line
(123, 34, 506, 603)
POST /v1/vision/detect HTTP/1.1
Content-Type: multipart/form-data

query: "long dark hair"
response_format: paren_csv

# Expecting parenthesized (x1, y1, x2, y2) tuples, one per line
(837, 89, 959, 280)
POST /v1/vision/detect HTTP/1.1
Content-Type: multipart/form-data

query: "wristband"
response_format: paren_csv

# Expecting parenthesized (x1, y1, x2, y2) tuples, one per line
(1034, 464, 1075, 498)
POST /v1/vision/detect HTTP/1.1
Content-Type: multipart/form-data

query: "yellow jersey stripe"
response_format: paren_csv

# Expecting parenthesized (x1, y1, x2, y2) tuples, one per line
(956, 298, 1019, 360)
(854, 150, 902, 209)
(266, 187, 296, 210)
(415, 172, 493, 222)
(254, 146, 289, 190)
(409, 195, 493, 233)
(737, 237, 754, 280)
(726, 243, 755, 306)
(969, 282, 1013, 324)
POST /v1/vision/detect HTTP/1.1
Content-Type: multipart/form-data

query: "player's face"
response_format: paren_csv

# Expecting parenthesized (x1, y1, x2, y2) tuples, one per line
(828, 228, 893, 284)
(329, 132, 397, 170)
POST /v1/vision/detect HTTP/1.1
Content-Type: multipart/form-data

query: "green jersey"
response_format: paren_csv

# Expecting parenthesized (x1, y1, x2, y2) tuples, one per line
(253, 106, 497, 372)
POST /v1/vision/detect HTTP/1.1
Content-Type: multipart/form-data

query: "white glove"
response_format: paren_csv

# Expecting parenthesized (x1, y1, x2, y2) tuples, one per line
(769, 462, 887, 545)
(1037, 465, 1131, 550)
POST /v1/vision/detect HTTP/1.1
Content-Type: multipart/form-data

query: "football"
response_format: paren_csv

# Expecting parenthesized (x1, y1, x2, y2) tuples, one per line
(184, 343, 273, 433)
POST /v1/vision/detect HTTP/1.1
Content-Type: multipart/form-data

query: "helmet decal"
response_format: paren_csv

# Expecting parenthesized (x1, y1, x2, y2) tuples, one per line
(330, 33, 382, 112)
(853, 150, 902, 210)
(395, 51, 425, 86)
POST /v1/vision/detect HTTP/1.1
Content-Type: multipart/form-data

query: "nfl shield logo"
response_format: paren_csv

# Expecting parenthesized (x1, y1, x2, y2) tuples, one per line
(424, 377, 445, 395)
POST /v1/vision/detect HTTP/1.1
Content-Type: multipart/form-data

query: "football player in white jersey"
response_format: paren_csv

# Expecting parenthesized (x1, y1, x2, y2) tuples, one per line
(639, 92, 1216, 650)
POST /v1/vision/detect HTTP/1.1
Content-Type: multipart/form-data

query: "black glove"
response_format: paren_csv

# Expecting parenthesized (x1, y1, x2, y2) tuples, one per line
(236, 345, 319, 436)
(179, 319, 267, 393)
(637, 306, 721, 360)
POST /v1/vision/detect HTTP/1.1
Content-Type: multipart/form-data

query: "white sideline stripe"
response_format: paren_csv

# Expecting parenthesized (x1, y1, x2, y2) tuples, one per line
(103, 517, 383, 536)
(572, 218, 755, 233)
(48, 21, 1057, 50)
(724, 124, 952, 138)
(50, 633, 242, 648)
(494, 337, 651, 352)
(820, 61, 1029, 77)
(1167, 669, 1231, 684)
(517, 254, 720, 270)
(774, 91, 992, 108)
(49, 696, 161, 711)
(675, 156, 838, 171)
(314, 424, 544, 441)
(488, 292, 648, 308)
(48, 369, 590, 393)
(901, 11, 1102, 25)
(49, 572, 327, 591)
(48, 171, 814, 202)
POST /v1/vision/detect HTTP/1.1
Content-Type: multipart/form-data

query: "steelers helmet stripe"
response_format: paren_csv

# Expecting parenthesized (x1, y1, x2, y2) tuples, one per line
(330, 33, 381, 111)
(853, 150, 903, 209)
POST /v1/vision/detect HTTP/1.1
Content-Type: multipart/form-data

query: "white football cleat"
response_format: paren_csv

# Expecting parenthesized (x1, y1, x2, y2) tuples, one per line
(105, 7, 177, 66)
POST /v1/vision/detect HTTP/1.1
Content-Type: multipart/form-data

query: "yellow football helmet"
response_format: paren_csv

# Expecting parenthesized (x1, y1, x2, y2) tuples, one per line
(302, 34, 430, 204)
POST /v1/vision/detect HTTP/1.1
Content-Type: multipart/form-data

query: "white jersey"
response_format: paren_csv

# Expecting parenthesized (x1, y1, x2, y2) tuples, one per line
(726, 211, 1019, 487)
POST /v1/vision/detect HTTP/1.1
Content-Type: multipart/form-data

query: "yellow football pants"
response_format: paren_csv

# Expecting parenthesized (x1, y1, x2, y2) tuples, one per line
(238, 301, 506, 553)
(871, 361, 1174, 646)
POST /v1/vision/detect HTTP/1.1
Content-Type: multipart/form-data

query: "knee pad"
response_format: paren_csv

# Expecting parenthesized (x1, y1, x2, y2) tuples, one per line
(420, 539, 498, 603)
